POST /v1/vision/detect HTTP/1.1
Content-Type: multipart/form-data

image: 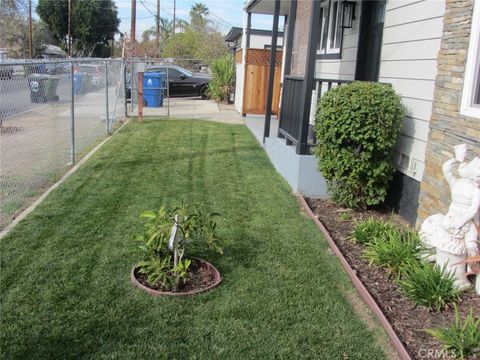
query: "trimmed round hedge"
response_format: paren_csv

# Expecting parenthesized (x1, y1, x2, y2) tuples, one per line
(315, 82, 404, 208)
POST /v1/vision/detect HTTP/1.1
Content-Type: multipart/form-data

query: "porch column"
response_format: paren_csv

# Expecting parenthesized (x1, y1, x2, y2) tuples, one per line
(296, 0, 321, 155)
(246, 12, 252, 49)
(263, 0, 280, 142)
(283, 0, 297, 76)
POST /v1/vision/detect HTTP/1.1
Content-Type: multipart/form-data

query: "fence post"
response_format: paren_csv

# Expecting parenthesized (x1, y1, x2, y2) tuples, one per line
(167, 64, 170, 117)
(70, 61, 75, 165)
(130, 62, 135, 115)
(124, 62, 128, 118)
(105, 60, 110, 134)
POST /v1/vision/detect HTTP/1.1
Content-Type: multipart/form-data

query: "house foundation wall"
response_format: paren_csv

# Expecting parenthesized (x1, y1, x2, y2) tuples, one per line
(264, 137, 329, 198)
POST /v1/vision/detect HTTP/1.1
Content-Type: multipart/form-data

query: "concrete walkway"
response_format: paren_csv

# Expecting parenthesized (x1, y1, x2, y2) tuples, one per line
(140, 98, 245, 125)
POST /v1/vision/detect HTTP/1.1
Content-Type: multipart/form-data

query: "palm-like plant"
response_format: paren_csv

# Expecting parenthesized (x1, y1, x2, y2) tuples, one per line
(189, 2, 209, 30)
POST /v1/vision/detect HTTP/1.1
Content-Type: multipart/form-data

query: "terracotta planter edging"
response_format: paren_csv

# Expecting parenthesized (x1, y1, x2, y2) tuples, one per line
(131, 258, 222, 297)
(298, 194, 412, 360)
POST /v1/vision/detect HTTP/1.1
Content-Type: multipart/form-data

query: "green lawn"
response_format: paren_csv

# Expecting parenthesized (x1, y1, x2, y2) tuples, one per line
(1, 119, 390, 359)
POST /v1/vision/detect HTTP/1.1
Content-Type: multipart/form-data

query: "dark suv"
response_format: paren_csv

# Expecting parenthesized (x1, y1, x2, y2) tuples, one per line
(127, 65, 211, 99)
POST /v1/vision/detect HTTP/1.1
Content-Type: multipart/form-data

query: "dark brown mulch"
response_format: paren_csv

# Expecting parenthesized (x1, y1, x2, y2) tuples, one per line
(306, 197, 480, 360)
(136, 258, 216, 293)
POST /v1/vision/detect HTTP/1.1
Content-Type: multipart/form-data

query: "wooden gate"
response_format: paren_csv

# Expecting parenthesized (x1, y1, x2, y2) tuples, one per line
(238, 49, 282, 116)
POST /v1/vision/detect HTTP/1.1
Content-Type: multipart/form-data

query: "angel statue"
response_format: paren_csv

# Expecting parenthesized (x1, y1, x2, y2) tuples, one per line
(419, 144, 480, 291)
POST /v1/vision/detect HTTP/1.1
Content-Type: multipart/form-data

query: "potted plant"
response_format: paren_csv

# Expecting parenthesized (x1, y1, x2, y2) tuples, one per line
(131, 204, 224, 296)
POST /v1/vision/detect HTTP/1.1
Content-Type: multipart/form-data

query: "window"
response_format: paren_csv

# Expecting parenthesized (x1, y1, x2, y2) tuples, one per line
(460, 0, 480, 118)
(317, 0, 343, 56)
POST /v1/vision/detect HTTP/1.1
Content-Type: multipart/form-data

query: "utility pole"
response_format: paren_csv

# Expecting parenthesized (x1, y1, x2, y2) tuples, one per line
(67, 0, 72, 57)
(130, 0, 136, 57)
(28, 0, 33, 58)
(156, 0, 160, 57)
(173, 0, 176, 34)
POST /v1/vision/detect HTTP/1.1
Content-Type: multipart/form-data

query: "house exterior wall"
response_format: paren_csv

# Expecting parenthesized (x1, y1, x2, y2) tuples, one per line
(417, 0, 479, 226)
(234, 62, 244, 113)
(379, 0, 445, 184)
(315, 0, 362, 80)
(235, 34, 284, 50)
(250, 34, 284, 49)
(291, 0, 445, 183)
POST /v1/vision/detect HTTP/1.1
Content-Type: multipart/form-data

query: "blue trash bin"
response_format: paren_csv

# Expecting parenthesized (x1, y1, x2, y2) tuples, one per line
(143, 72, 165, 107)
(74, 72, 85, 95)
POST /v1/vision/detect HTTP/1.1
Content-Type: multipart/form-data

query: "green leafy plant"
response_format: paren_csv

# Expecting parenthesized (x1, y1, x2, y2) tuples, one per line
(339, 212, 352, 222)
(398, 261, 461, 311)
(352, 217, 396, 244)
(426, 306, 480, 359)
(207, 54, 235, 102)
(315, 82, 404, 208)
(362, 227, 423, 275)
(135, 203, 223, 291)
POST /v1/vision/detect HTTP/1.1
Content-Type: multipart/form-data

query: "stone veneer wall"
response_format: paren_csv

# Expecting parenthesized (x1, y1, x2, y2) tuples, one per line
(417, 0, 479, 226)
(290, 0, 310, 76)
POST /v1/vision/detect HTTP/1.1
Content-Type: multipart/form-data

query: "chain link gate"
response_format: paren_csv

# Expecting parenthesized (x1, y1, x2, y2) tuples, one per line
(126, 58, 213, 119)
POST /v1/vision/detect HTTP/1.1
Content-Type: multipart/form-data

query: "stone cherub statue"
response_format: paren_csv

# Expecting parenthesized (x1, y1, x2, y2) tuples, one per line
(419, 144, 480, 292)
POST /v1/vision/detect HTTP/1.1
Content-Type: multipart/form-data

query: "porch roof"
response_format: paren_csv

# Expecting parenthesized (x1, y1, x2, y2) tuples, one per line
(244, 0, 291, 15)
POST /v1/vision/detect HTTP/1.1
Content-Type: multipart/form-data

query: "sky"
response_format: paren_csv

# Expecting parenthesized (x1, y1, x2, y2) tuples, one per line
(29, 0, 278, 39)
(113, 0, 278, 36)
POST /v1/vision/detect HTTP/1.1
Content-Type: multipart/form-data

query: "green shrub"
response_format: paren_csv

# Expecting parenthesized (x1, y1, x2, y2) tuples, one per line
(314, 82, 404, 208)
(352, 217, 396, 244)
(398, 261, 461, 311)
(207, 54, 235, 102)
(426, 306, 480, 359)
(362, 227, 423, 275)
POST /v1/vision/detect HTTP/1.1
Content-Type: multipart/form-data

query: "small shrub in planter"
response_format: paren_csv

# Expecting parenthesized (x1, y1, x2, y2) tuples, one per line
(315, 82, 404, 208)
(397, 261, 461, 311)
(426, 306, 480, 359)
(133, 204, 223, 293)
(362, 227, 423, 276)
(352, 217, 397, 244)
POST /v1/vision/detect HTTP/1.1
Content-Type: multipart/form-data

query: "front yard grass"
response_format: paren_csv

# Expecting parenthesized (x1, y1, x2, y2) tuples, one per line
(1, 119, 389, 359)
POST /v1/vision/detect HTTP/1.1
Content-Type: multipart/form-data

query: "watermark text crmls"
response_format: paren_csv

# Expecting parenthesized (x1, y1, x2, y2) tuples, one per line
(418, 348, 457, 359)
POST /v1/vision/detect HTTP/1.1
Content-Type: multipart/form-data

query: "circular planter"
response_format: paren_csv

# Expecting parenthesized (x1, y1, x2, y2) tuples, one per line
(131, 258, 222, 297)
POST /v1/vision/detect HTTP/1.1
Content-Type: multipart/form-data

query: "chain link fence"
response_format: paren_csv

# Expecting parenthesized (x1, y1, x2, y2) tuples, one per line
(0, 57, 219, 230)
(126, 58, 213, 119)
(0, 58, 126, 229)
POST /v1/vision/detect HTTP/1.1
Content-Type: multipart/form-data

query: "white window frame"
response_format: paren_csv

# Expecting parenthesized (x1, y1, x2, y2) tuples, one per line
(317, 0, 343, 55)
(460, 0, 480, 118)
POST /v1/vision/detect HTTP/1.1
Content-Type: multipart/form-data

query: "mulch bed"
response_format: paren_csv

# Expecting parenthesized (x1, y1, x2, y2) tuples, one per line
(305, 197, 480, 360)
(135, 258, 216, 293)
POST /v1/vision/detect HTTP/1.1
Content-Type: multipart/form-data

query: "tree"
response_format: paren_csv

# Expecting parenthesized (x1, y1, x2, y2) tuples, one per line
(0, 0, 56, 58)
(162, 2, 227, 61)
(36, 0, 120, 57)
(163, 29, 227, 61)
(189, 2, 209, 31)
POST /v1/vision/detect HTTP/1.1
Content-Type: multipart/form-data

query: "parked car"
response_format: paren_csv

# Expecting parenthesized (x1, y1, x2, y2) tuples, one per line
(126, 65, 211, 100)
(12, 65, 25, 78)
(46, 62, 68, 75)
(77, 64, 105, 89)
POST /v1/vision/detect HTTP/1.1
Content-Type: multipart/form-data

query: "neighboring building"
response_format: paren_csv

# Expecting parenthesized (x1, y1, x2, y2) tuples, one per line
(225, 27, 284, 114)
(243, 0, 479, 226)
(225, 27, 284, 51)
